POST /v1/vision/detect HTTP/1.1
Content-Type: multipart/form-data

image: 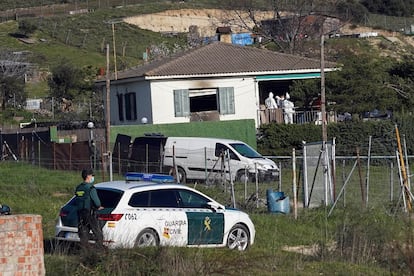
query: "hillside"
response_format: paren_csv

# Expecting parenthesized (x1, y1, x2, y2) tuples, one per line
(123, 8, 414, 58)
(1, 4, 414, 125)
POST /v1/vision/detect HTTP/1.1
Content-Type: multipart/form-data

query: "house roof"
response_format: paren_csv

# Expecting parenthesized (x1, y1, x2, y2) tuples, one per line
(216, 26, 232, 34)
(112, 42, 337, 81)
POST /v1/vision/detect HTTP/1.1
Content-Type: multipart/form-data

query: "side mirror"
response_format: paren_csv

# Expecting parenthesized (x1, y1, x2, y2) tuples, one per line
(207, 201, 224, 212)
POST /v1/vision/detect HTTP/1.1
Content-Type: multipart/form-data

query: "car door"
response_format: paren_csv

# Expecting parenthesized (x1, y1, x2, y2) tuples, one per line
(147, 189, 188, 246)
(176, 189, 224, 245)
(214, 143, 240, 180)
(121, 189, 188, 248)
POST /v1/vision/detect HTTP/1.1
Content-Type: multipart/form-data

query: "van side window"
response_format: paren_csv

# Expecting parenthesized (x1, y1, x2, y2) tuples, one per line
(215, 143, 239, 160)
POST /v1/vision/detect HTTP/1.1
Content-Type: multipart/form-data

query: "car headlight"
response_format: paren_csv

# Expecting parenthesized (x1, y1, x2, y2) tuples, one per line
(247, 163, 266, 172)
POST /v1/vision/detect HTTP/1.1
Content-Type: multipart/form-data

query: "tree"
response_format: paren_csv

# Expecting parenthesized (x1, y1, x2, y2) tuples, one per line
(290, 51, 402, 115)
(48, 60, 100, 119)
(326, 54, 395, 114)
(221, 0, 349, 54)
(361, 0, 414, 17)
(48, 59, 84, 101)
(18, 20, 38, 37)
(0, 76, 25, 110)
(0, 49, 29, 111)
(386, 56, 414, 112)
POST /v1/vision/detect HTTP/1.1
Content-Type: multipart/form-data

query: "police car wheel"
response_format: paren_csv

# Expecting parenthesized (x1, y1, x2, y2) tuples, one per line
(226, 224, 250, 251)
(135, 229, 159, 247)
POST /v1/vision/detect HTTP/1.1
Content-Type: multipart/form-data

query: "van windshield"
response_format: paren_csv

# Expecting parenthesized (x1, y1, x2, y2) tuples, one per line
(230, 143, 263, 158)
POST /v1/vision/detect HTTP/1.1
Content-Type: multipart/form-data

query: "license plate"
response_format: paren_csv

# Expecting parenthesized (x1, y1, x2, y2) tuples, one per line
(65, 232, 79, 240)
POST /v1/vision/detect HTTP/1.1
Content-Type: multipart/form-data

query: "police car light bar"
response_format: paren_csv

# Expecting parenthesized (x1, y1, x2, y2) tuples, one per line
(125, 172, 175, 183)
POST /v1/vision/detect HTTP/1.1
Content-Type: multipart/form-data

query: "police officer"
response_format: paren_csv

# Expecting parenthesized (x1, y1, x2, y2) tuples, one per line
(75, 168, 104, 248)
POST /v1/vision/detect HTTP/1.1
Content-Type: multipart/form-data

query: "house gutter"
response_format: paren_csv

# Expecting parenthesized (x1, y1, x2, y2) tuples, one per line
(142, 68, 338, 81)
(95, 67, 339, 84)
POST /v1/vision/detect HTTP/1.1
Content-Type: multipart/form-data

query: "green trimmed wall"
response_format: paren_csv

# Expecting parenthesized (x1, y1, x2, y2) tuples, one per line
(110, 119, 258, 148)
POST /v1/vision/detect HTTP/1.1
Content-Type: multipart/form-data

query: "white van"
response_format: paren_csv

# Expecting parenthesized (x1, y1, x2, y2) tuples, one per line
(163, 137, 279, 183)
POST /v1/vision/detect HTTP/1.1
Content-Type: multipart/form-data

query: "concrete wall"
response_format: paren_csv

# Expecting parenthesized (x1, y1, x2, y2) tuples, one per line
(0, 215, 45, 276)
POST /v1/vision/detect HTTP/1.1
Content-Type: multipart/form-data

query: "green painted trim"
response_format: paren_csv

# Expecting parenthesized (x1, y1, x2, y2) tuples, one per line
(256, 73, 321, 80)
(110, 119, 257, 149)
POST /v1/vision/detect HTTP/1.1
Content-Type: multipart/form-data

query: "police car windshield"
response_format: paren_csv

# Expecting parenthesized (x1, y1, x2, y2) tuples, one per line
(230, 143, 263, 158)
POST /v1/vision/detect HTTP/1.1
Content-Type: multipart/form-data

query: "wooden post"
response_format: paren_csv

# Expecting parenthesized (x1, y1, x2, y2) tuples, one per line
(293, 148, 297, 219)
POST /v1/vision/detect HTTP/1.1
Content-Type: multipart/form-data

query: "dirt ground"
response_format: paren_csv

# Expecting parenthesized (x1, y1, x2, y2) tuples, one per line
(123, 8, 274, 36)
(124, 9, 384, 36)
(124, 8, 414, 51)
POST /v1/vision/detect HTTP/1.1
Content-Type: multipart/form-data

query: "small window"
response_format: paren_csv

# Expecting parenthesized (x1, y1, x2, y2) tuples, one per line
(149, 190, 179, 207)
(125, 92, 137, 121)
(177, 189, 209, 208)
(129, 191, 150, 207)
(174, 89, 190, 117)
(97, 189, 124, 208)
(117, 94, 124, 121)
(218, 87, 235, 115)
(215, 143, 239, 160)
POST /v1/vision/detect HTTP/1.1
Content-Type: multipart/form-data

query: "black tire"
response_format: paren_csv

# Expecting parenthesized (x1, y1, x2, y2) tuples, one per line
(236, 170, 250, 183)
(135, 229, 159, 247)
(177, 167, 187, 184)
(226, 224, 250, 251)
(169, 167, 187, 184)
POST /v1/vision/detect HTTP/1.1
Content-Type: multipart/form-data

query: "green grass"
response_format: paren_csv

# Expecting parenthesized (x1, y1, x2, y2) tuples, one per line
(26, 80, 50, 98)
(1, 161, 413, 275)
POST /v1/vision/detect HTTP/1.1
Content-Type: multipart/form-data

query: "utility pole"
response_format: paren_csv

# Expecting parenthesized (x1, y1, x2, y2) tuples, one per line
(112, 23, 118, 80)
(105, 44, 111, 155)
(321, 33, 329, 206)
(321, 34, 327, 143)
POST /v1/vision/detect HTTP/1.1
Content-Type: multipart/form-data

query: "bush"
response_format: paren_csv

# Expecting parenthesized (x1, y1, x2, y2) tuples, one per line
(257, 118, 412, 156)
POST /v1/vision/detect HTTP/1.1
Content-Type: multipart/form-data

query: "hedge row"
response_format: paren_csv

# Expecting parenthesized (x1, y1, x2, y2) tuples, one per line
(257, 114, 414, 157)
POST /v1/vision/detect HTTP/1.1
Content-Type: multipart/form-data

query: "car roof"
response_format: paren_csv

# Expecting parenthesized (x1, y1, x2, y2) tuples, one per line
(95, 181, 188, 192)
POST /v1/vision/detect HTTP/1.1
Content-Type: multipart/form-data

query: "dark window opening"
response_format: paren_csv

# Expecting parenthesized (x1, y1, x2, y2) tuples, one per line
(125, 92, 137, 121)
(117, 94, 124, 121)
(190, 93, 217, 112)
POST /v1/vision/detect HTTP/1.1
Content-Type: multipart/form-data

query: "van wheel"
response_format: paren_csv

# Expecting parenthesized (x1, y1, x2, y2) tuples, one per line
(236, 170, 250, 183)
(169, 167, 187, 183)
(177, 167, 187, 184)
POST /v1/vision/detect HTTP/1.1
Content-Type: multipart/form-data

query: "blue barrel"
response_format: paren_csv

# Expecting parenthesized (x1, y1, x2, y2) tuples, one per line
(266, 189, 290, 214)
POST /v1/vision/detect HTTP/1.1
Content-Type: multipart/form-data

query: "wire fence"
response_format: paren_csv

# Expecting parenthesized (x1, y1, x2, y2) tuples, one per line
(1, 122, 411, 214)
(2, 142, 411, 214)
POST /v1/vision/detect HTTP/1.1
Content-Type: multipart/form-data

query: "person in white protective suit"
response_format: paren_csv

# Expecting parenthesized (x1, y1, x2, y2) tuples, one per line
(264, 92, 278, 122)
(282, 96, 295, 124)
(265, 92, 277, 109)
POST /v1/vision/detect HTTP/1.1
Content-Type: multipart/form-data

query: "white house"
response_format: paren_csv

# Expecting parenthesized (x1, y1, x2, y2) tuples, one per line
(96, 42, 337, 128)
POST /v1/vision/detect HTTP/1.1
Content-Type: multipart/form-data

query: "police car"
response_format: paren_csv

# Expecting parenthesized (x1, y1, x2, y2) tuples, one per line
(55, 173, 255, 251)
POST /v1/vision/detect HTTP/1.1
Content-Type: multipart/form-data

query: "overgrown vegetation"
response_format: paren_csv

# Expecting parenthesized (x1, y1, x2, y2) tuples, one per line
(1, 0, 414, 125)
(257, 119, 406, 156)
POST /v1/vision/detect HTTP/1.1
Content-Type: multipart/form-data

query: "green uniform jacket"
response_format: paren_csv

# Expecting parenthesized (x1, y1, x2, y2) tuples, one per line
(75, 182, 101, 210)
